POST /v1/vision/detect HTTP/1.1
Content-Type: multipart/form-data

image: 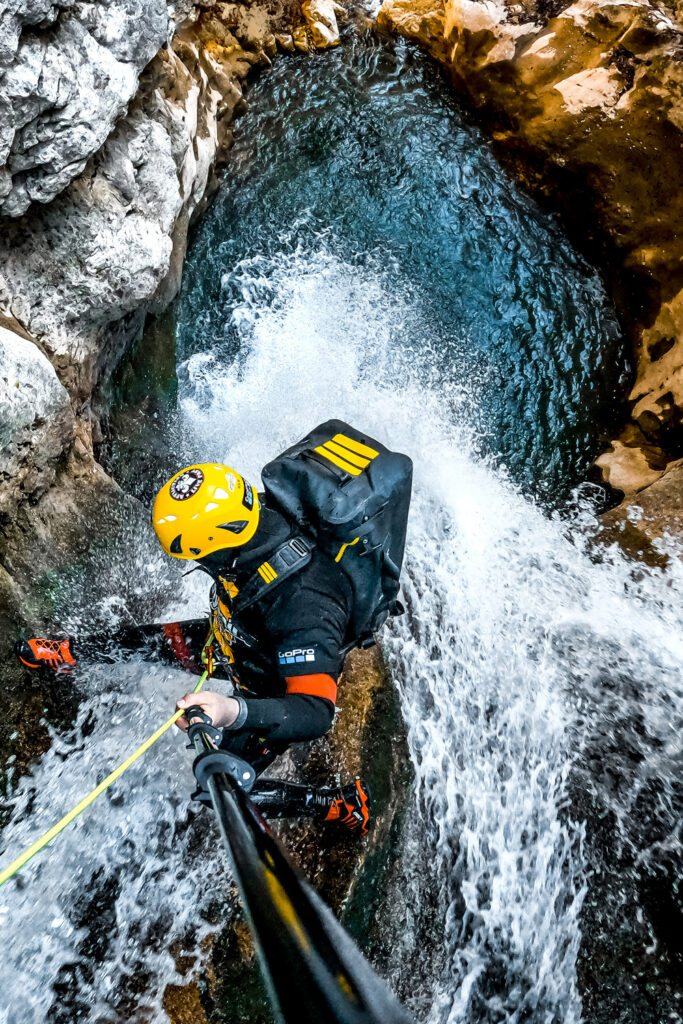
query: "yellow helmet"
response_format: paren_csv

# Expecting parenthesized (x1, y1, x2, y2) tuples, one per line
(152, 463, 259, 560)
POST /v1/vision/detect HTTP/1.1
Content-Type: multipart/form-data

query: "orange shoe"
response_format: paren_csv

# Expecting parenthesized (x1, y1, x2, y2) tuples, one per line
(324, 778, 371, 835)
(15, 638, 77, 673)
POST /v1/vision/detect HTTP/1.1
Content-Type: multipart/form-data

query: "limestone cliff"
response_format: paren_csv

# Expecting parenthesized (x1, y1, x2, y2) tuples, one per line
(377, 0, 683, 517)
(0, 322, 72, 521)
(0, 1, 175, 217)
(0, 0, 344, 644)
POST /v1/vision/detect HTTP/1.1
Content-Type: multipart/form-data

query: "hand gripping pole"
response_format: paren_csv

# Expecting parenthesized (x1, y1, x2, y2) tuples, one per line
(186, 708, 414, 1024)
(185, 705, 256, 806)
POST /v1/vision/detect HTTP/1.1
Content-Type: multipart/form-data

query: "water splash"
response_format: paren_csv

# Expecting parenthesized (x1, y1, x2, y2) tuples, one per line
(0, 664, 226, 1024)
(2, 33, 680, 1024)
(177, 249, 591, 1022)
(177, 246, 682, 1023)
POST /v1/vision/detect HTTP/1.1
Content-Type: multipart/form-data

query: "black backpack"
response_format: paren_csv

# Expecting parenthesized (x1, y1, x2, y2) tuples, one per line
(233, 420, 412, 647)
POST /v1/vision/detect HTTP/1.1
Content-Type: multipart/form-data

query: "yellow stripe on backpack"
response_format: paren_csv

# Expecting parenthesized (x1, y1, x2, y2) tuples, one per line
(332, 433, 379, 460)
(315, 445, 362, 476)
(315, 434, 379, 477)
(324, 440, 370, 470)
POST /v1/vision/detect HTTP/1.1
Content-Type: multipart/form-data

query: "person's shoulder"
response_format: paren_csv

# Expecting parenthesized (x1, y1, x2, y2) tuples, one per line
(260, 546, 351, 626)
(299, 547, 352, 593)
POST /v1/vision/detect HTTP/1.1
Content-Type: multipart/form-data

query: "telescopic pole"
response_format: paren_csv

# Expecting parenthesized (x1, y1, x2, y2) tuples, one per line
(186, 708, 413, 1024)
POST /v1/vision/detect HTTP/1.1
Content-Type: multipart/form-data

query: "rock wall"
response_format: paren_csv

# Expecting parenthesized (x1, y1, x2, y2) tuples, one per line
(0, 0, 345, 399)
(0, 0, 345, 643)
(377, 0, 683, 519)
(0, 322, 72, 521)
(0, 1, 174, 217)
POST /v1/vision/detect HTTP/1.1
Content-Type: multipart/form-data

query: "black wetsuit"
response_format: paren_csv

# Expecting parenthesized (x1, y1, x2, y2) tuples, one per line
(77, 505, 357, 772)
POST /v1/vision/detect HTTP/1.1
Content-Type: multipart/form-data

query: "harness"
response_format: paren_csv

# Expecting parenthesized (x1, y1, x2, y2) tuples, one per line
(209, 535, 313, 661)
(231, 535, 314, 613)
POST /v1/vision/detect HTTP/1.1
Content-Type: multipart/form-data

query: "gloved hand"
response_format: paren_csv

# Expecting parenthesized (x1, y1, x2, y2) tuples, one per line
(176, 691, 240, 731)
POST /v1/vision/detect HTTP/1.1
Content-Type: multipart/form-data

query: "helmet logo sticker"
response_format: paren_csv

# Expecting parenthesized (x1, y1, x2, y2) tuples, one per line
(226, 473, 237, 492)
(170, 468, 204, 501)
(242, 482, 254, 510)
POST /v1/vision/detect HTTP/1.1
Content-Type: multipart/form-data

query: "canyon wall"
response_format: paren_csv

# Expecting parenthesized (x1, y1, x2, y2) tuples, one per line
(0, 0, 344, 642)
(377, 0, 683, 546)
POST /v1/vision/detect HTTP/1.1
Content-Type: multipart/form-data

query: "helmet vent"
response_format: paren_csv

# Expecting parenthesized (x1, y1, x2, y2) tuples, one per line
(219, 521, 248, 534)
(190, 547, 201, 556)
(170, 535, 183, 555)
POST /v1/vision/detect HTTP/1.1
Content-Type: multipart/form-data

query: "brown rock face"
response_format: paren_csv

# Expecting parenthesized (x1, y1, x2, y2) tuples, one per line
(377, 0, 683, 516)
(599, 456, 683, 561)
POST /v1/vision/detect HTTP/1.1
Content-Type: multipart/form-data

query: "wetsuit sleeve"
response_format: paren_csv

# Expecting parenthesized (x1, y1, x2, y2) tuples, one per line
(229, 691, 335, 744)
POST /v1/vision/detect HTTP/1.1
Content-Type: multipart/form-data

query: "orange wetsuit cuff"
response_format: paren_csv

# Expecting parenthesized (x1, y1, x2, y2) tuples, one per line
(285, 673, 337, 704)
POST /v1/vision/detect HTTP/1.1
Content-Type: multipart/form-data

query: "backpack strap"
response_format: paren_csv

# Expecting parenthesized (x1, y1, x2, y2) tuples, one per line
(232, 535, 314, 614)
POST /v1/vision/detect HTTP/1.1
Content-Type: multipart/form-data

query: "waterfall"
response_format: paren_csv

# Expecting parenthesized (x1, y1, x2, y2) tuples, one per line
(1, 35, 679, 1024)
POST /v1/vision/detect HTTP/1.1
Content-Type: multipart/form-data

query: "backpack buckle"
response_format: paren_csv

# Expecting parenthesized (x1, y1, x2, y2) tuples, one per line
(289, 537, 310, 558)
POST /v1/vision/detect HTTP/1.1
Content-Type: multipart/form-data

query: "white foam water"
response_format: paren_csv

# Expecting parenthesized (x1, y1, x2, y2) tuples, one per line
(0, 662, 228, 1024)
(1, 247, 681, 1023)
(178, 248, 683, 1023)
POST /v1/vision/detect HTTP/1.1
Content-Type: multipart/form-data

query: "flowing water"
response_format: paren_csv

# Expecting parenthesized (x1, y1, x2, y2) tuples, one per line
(2, 30, 681, 1024)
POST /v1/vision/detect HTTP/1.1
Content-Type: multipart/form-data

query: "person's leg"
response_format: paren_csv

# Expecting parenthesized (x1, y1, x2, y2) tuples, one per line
(15, 619, 224, 676)
(217, 729, 370, 833)
(250, 777, 371, 834)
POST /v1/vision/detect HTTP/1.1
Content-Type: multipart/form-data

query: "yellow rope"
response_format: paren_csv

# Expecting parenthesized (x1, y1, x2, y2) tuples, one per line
(0, 669, 209, 888)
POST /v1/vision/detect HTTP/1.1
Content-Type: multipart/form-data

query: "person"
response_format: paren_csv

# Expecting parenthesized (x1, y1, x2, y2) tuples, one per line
(16, 422, 413, 836)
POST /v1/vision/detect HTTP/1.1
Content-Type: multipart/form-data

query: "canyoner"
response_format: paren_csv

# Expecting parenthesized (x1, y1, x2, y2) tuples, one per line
(17, 420, 412, 837)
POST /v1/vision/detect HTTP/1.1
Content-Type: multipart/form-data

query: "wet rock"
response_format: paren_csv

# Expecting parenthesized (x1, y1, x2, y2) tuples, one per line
(0, 1, 175, 217)
(595, 423, 669, 496)
(163, 980, 210, 1024)
(376, 0, 683, 512)
(0, 323, 73, 521)
(294, 0, 346, 49)
(628, 287, 683, 453)
(599, 456, 683, 561)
